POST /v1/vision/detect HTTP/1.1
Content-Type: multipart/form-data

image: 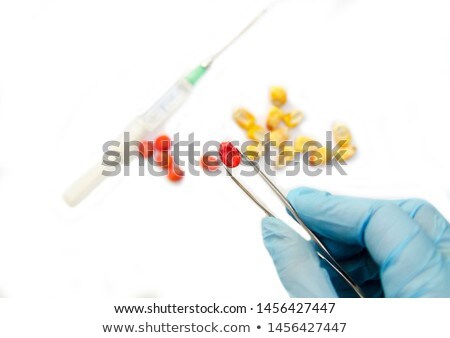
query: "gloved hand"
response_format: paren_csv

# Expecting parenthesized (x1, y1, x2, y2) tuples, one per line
(262, 187, 450, 297)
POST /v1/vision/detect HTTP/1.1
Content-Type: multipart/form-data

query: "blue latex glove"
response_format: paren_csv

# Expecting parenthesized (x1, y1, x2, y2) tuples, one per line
(262, 187, 450, 297)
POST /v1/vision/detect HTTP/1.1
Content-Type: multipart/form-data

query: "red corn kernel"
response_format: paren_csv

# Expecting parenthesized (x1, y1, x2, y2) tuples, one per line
(155, 151, 173, 169)
(167, 165, 184, 182)
(200, 155, 220, 172)
(154, 134, 171, 152)
(138, 140, 154, 158)
(219, 142, 241, 168)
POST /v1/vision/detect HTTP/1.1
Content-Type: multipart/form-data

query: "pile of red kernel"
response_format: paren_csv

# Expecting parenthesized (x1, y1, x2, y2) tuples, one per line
(139, 134, 184, 182)
(200, 154, 220, 172)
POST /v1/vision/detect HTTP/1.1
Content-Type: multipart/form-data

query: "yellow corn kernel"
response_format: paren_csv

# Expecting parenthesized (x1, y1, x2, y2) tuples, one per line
(332, 122, 352, 147)
(283, 110, 304, 128)
(334, 145, 357, 163)
(308, 147, 330, 166)
(269, 127, 289, 147)
(266, 106, 284, 130)
(233, 108, 256, 130)
(276, 153, 295, 167)
(269, 86, 287, 107)
(247, 125, 266, 141)
(243, 142, 262, 161)
(294, 136, 319, 153)
(276, 145, 296, 167)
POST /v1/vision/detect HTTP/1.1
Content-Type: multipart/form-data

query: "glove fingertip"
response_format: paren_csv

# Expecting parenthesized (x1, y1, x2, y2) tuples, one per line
(286, 186, 320, 201)
(261, 216, 296, 253)
(287, 187, 331, 212)
(261, 217, 338, 298)
(262, 216, 288, 234)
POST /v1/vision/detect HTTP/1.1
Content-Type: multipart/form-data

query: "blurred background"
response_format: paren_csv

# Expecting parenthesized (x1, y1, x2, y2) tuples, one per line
(0, 0, 449, 297)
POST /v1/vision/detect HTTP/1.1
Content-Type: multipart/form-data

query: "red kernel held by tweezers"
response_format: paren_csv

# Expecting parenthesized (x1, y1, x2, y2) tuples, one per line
(219, 142, 241, 168)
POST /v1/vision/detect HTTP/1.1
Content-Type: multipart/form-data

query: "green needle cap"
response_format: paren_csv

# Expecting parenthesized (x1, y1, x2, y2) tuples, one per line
(185, 65, 207, 85)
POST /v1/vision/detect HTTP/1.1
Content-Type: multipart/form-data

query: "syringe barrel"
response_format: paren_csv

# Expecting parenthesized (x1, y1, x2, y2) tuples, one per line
(63, 117, 149, 207)
(63, 79, 193, 207)
(140, 78, 193, 130)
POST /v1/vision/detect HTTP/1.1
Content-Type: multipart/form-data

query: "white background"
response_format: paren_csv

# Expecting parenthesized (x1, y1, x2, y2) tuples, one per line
(0, 0, 450, 298)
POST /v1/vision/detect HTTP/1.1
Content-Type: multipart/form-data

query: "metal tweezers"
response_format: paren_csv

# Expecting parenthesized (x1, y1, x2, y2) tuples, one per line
(224, 149, 365, 298)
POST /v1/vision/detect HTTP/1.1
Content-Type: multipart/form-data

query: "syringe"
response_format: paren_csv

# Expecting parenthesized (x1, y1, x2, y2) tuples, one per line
(63, 9, 267, 207)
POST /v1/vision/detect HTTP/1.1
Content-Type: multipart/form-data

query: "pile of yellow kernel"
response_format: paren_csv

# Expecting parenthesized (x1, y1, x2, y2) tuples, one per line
(232, 86, 357, 167)
(307, 123, 357, 166)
